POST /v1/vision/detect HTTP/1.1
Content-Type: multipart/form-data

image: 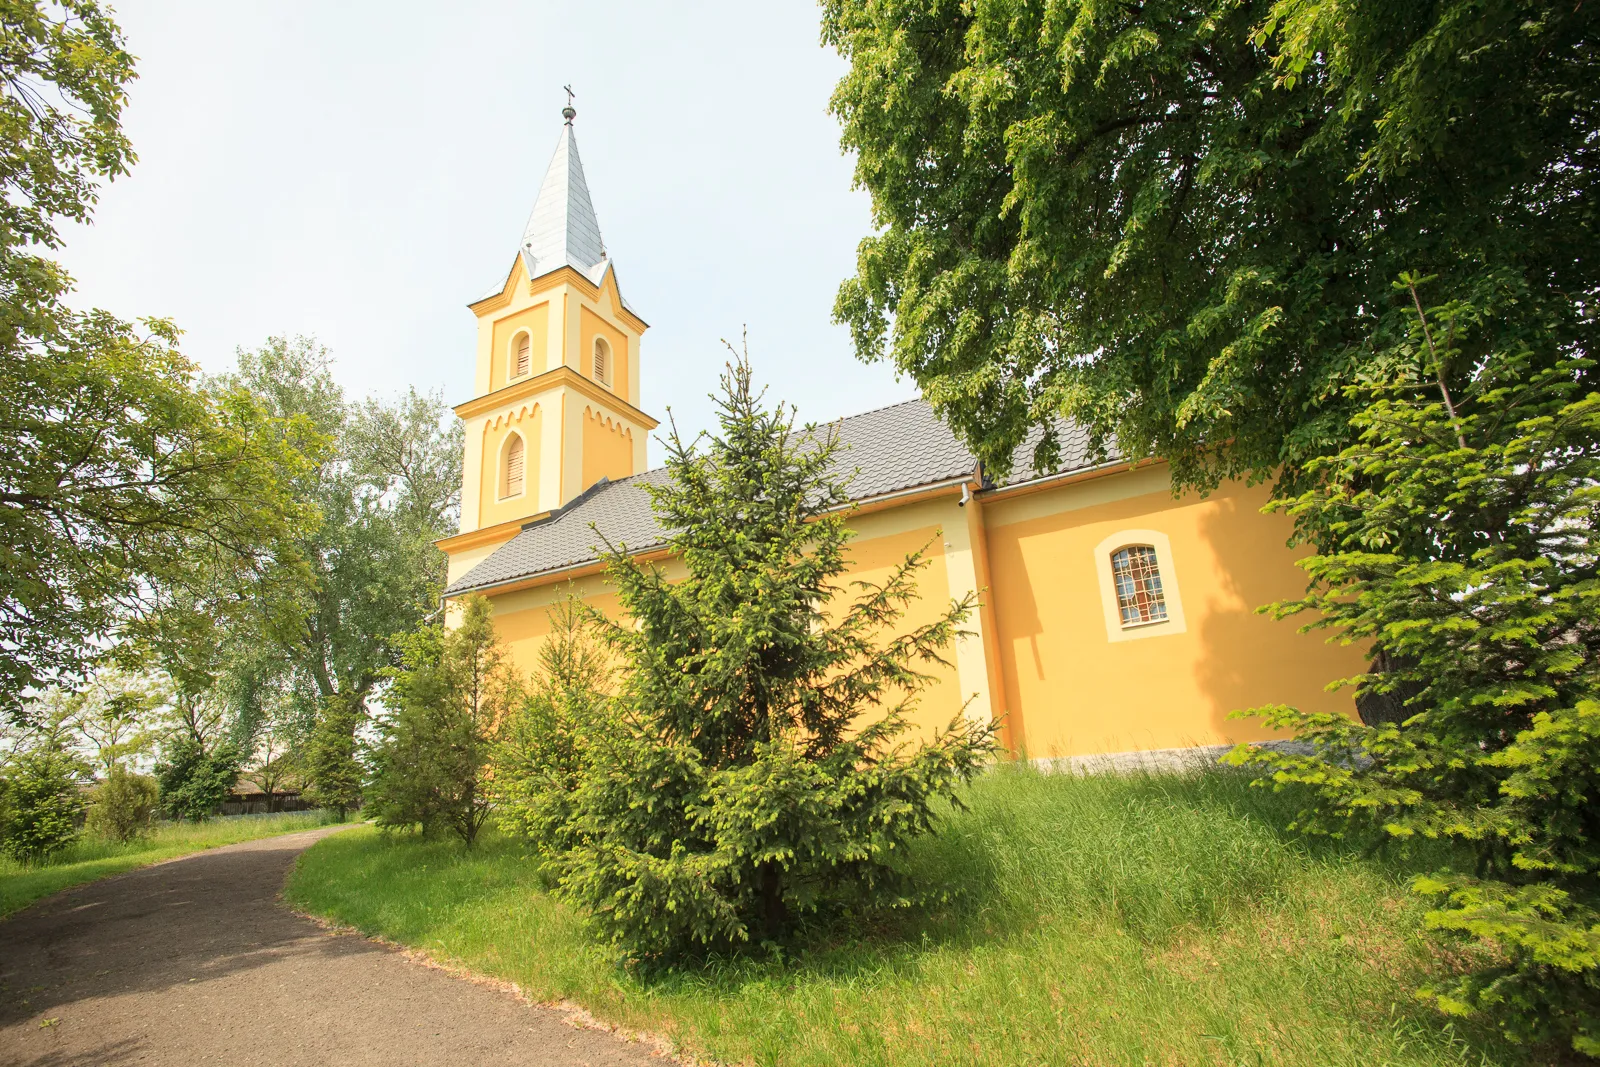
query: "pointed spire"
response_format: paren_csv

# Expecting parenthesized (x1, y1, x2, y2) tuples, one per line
(519, 116, 606, 283)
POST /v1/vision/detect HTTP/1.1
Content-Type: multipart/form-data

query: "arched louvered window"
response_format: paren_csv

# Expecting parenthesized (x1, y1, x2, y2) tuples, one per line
(592, 336, 610, 386)
(501, 433, 525, 499)
(513, 333, 531, 378)
(1110, 545, 1168, 626)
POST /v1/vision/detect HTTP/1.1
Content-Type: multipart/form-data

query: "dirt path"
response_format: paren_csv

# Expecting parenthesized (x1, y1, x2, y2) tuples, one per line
(0, 827, 669, 1066)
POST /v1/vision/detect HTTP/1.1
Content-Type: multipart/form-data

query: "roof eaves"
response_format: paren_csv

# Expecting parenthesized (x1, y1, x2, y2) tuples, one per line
(443, 471, 979, 600)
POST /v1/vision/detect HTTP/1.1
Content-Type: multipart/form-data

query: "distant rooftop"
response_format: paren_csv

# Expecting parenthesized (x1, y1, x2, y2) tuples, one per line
(445, 399, 1118, 597)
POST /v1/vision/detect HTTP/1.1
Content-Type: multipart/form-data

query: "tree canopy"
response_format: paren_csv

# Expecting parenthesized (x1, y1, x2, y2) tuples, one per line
(823, 0, 1597, 490)
(0, 2, 314, 716)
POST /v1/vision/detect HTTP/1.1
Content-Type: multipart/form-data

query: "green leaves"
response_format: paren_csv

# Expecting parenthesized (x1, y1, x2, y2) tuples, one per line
(546, 351, 995, 960)
(368, 596, 518, 847)
(1230, 323, 1600, 1052)
(824, 0, 1598, 493)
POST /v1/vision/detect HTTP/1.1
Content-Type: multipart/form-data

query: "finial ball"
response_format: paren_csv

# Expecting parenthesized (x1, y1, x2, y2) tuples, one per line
(562, 105, 576, 124)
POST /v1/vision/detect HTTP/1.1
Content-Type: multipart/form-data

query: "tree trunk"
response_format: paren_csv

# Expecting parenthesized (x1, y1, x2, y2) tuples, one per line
(759, 861, 785, 940)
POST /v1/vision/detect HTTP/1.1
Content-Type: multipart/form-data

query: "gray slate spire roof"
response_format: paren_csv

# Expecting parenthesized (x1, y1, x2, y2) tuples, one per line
(476, 120, 628, 303)
(520, 123, 605, 281)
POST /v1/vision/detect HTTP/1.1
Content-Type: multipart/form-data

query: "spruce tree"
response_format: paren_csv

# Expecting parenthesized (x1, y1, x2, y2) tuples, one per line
(492, 594, 611, 853)
(1230, 292, 1600, 1054)
(302, 693, 365, 819)
(558, 353, 996, 959)
(369, 596, 517, 846)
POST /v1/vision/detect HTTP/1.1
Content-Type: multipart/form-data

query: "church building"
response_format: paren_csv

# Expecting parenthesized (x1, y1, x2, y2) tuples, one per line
(437, 114, 1364, 763)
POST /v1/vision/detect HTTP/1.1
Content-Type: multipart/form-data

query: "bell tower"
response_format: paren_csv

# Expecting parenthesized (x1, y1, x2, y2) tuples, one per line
(443, 106, 657, 587)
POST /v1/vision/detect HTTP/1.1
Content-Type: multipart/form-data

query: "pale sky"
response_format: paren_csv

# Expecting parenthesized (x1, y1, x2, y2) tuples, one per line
(57, 1, 916, 455)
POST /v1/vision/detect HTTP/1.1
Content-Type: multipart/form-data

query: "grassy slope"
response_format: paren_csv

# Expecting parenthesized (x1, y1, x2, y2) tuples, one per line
(1, 810, 345, 917)
(287, 770, 1527, 1067)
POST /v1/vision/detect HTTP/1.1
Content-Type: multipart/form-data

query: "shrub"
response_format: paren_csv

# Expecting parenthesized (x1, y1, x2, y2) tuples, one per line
(1, 745, 86, 861)
(155, 736, 243, 821)
(556, 353, 995, 960)
(491, 594, 610, 852)
(303, 692, 365, 819)
(1231, 288, 1600, 1055)
(85, 766, 160, 842)
(368, 595, 519, 846)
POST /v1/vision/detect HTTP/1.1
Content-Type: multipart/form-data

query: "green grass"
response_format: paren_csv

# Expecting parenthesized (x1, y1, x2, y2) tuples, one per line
(1, 810, 347, 917)
(286, 769, 1533, 1067)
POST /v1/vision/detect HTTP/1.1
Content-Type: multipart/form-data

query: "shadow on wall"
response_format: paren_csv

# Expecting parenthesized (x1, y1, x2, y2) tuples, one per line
(1191, 488, 1361, 740)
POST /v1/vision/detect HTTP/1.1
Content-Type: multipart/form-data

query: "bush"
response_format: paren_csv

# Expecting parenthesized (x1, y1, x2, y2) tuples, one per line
(1, 746, 86, 861)
(368, 595, 518, 846)
(554, 354, 995, 960)
(154, 736, 242, 821)
(491, 595, 611, 852)
(85, 766, 160, 842)
(303, 692, 365, 819)
(1231, 290, 1600, 1056)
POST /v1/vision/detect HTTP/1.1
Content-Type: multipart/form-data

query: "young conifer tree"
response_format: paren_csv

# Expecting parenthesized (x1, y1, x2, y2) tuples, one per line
(369, 595, 516, 846)
(558, 351, 996, 959)
(492, 593, 611, 852)
(1230, 288, 1600, 1055)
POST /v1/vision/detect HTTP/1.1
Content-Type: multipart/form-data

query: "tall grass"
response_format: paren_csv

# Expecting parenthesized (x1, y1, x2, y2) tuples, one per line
(287, 768, 1530, 1067)
(1, 809, 347, 917)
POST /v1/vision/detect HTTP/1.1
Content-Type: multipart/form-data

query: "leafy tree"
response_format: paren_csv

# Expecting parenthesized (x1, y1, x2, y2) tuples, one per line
(246, 702, 303, 812)
(1229, 291, 1600, 1054)
(302, 693, 366, 819)
(68, 668, 165, 773)
(154, 736, 242, 821)
(1, 745, 86, 861)
(492, 594, 612, 851)
(368, 596, 517, 846)
(0, 3, 314, 717)
(212, 338, 462, 741)
(556, 355, 995, 960)
(822, 0, 1597, 491)
(85, 766, 159, 842)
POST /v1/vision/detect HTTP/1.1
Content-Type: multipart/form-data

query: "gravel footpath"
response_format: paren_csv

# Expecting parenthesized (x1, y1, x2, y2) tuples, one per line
(0, 826, 669, 1066)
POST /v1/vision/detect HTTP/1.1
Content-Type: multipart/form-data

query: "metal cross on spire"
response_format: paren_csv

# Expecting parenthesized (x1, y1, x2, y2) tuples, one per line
(562, 85, 576, 125)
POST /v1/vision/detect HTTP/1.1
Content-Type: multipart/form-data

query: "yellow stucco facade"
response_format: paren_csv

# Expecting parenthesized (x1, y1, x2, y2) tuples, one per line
(446, 456, 1363, 761)
(439, 119, 1363, 763)
(439, 251, 657, 590)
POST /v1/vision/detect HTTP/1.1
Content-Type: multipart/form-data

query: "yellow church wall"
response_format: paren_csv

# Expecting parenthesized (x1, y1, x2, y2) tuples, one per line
(840, 500, 969, 740)
(580, 305, 631, 401)
(477, 404, 543, 529)
(982, 465, 1366, 760)
(580, 406, 635, 491)
(483, 560, 687, 680)
(489, 302, 551, 393)
(472, 498, 970, 742)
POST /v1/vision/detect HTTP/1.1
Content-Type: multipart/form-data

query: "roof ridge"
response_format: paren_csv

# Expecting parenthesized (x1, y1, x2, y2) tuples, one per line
(815, 394, 929, 424)
(574, 396, 938, 487)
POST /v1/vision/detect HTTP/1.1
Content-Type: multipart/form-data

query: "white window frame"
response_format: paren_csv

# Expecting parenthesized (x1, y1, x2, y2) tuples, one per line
(1093, 529, 1187, 642)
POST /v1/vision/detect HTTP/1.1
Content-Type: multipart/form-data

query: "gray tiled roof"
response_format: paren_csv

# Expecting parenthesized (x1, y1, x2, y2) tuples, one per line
(994, 417, 1121, 488)
(446, 398, 1117, 596)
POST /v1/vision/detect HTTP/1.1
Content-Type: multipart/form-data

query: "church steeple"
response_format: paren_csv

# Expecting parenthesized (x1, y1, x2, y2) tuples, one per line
(444, 107, 656, 585)
(518, 123, 607, 283)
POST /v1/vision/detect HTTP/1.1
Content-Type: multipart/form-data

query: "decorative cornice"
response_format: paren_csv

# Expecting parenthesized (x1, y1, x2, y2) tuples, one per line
(453, 366, 660, 429)
(435, 514, 542, 555)
(466, 263, 649, 334)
